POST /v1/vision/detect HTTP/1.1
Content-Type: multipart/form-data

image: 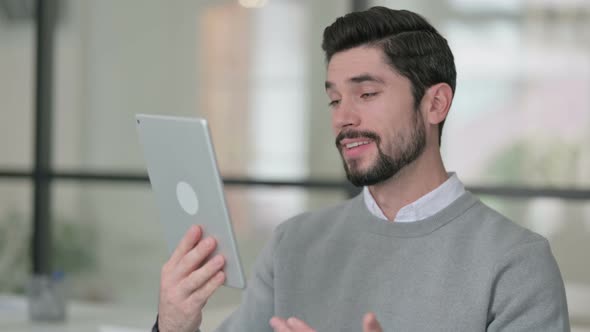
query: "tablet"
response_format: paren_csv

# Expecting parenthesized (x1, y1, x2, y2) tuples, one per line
(136, 114, 246, 289)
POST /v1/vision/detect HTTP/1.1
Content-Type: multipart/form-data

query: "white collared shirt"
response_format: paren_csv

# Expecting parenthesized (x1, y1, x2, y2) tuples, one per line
(363, 172, 466, 222)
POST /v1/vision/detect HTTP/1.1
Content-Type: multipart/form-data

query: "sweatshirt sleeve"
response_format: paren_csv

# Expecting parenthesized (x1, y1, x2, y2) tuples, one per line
(213, 222, 287, 332)
(486, 238, 570, 331)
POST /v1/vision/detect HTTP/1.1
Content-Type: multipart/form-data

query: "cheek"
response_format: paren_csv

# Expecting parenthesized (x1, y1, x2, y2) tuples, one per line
(367, 99, 397, 124)
(374, 118, 410, 149)
(330, 117, 339, 136)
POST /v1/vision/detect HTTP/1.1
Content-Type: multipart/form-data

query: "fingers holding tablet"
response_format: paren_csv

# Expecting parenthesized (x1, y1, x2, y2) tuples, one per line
(186, 260, 226, 307)
(158, 225, 226, 332)
(169, 225, 202, 266)
(177, 234, 217, 280)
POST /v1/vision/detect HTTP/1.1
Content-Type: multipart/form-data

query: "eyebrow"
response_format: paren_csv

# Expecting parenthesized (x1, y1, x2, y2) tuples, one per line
(325, 74, 385, 90)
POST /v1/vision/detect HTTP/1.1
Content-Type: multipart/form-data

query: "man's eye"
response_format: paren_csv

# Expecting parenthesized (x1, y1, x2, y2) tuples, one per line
(329, 100, 340, 107)
(361, 92, 378, 99)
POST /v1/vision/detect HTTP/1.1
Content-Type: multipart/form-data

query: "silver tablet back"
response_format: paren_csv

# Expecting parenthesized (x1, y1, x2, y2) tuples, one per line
(136, 114, 246, 289)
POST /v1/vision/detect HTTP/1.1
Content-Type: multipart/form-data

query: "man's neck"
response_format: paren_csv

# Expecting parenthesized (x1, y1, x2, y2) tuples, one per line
(368, 148, 448, 221)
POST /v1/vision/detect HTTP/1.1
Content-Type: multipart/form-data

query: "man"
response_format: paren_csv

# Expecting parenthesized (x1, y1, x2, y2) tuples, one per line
(155, 7, 570, 332)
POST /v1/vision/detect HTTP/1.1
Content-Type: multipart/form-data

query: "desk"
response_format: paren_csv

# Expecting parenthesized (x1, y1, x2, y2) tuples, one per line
(2, 289, 589, 331)
(0, 294, 234, 332)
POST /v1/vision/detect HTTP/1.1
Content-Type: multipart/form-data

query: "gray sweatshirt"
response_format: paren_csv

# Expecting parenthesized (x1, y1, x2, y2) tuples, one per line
(214, 192, 569, 331)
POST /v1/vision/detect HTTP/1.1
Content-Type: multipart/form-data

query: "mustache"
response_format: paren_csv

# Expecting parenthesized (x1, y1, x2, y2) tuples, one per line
(335, 130, 381, 149)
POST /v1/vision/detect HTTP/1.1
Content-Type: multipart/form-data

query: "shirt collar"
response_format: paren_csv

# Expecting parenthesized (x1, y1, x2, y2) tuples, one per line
(363, 172, 466, 222)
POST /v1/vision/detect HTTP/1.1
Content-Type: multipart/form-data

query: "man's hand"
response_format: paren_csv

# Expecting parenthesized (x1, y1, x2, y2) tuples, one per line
(269, 312, 382, 332)
(362, 312, 383, 332)
(158, 225, 226, 332)
(269, 316, 315, 332)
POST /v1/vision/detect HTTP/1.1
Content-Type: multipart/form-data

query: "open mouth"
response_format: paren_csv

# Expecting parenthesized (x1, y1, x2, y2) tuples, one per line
(344, 140, 371, 149)
(336, 131, 380, 157)
(339, 139, 374, 158)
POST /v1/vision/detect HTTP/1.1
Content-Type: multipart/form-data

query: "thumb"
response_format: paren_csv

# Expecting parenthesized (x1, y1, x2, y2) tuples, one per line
(363, 312, 383, 332)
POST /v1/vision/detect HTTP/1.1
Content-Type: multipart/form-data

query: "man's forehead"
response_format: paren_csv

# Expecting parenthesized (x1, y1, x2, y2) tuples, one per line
(327, 47, 385, 71)
(325, 47, 398, 87)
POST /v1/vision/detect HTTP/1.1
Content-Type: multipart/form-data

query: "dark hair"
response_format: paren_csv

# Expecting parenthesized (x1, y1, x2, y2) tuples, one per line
(322, 7, 456, 145)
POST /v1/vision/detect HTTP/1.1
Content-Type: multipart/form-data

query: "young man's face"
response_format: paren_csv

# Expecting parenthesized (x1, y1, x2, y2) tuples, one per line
(325, 46, 426, 186)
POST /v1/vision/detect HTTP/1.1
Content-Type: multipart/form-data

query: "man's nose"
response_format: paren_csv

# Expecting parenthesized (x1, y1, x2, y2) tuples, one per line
(332, 99, 361, 131)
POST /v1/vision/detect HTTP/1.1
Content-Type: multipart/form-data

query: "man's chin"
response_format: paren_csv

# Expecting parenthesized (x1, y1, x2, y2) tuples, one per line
(345, 159, 399, 186)
(347, 170, 394, 187)
(346, 167, 379, 186)
(345, 157, 373, 172)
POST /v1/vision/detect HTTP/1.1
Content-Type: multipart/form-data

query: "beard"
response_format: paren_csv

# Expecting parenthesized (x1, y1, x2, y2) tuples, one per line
(336, 111, 426, 187)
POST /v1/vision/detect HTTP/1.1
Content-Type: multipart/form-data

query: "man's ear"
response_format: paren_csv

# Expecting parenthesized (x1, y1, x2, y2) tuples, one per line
(421, 83, 453, 126)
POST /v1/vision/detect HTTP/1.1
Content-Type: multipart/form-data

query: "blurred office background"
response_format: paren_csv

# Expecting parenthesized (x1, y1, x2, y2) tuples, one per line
(0, 0, 589, 330)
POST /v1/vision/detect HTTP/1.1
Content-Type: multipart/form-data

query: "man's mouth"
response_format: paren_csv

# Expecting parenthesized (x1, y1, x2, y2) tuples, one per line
(336, 130, 380, 148)
(344, 140, 371, 149)
(338, 139, 375, 159)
